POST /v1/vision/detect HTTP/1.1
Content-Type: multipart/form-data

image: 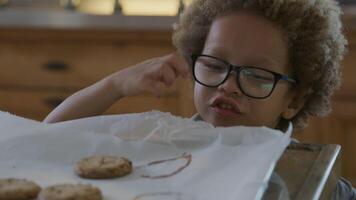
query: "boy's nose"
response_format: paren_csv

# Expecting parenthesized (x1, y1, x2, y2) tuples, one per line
(217, 74, 243, 97)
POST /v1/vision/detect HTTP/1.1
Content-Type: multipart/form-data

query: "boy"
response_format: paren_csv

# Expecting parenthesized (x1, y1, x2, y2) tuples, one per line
(45, 0, 354, 198)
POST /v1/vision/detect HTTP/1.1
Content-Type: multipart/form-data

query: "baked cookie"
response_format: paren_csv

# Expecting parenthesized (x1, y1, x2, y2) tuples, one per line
(37, 184, 102, 200)
(0, 178, 41, 200)
(75, 155, 132, 179)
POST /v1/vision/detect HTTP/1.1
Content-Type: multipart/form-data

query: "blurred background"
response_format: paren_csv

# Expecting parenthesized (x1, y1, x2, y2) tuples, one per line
(0, 0, 355, 186)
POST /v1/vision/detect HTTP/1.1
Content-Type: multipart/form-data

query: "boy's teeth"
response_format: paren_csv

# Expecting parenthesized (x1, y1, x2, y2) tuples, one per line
(219, 103, 233, 109)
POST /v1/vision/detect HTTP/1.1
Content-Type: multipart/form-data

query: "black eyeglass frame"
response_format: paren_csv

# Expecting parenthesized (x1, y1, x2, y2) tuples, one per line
(191, 54, 297, 99)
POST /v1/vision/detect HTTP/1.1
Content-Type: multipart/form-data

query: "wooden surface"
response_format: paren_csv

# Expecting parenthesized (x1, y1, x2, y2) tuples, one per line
(264, 143, 341, 200)
(0, 29, 188, 120)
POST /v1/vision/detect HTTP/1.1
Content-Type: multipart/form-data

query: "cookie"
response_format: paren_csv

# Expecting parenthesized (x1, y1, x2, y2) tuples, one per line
(0, 178, 41, 200)
(75, 155, 132, 179)
(37, 184, 102, 200)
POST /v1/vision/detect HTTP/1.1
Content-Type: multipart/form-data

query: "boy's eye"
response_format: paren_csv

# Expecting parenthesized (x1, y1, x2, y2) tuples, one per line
(204, 63, 226, 71)
(195, 57, 228, 72)
(242, 69, 274, 82)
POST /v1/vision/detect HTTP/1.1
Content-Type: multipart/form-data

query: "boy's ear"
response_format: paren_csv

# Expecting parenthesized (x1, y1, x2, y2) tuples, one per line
(282, 95, 306, 120)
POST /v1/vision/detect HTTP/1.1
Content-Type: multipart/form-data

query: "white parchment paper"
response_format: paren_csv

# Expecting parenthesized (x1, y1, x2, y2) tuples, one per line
(0, 111, 291, 200)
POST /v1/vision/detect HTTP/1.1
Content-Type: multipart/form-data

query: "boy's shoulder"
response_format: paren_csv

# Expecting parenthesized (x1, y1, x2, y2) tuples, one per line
(333, 177, 356, 200)
(190, 113, 203, 121)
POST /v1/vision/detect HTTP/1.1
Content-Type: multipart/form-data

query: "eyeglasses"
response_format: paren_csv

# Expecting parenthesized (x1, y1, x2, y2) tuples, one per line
(191, 54, 297, 99)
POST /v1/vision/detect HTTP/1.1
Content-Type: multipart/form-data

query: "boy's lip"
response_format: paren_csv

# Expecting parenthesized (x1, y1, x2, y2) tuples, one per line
(210, 96, 243, 116)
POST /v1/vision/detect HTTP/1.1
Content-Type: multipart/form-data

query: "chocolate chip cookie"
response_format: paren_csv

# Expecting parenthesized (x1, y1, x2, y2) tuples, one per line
(0, 178, 41, 200)
(37, 184, 102, 200)
(75, 155, 132, 179)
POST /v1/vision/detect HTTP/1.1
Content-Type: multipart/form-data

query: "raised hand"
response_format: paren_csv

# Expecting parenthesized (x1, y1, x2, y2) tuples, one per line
(109, 52, 190, 97)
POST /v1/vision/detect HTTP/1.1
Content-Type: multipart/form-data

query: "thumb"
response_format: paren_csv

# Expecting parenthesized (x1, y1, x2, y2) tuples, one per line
(144, 81, 165, 98)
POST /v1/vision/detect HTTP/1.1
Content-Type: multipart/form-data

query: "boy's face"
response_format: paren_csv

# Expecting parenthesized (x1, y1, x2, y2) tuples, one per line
(194, 12, 297, 128)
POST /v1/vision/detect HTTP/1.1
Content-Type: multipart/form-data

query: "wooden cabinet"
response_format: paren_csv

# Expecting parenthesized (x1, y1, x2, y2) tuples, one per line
(0, 29, 190, 120)
(0, 42, 175, 88)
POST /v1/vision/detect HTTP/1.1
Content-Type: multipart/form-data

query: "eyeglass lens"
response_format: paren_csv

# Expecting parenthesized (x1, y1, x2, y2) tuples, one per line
(194, 56, 276, 98)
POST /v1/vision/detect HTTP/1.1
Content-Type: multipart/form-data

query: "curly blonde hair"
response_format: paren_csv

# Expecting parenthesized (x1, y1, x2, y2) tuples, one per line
(173, 0, 347, 129)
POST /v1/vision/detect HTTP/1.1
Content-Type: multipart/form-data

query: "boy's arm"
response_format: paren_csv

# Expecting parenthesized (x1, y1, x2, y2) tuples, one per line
(43, 76, 122, 123)
(43, 53, 190, 123)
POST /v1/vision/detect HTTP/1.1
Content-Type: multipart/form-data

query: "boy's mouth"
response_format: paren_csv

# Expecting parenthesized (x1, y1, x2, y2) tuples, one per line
(210, 96, 242, 117)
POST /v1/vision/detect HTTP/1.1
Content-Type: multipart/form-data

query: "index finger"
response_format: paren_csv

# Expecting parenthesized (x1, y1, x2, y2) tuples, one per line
(164, 52, 190, 78)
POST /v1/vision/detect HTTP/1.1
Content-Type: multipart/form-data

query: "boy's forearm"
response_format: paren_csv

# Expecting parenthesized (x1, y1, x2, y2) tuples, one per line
(43, 77, 122, 123)
(43, 53, 189, 123)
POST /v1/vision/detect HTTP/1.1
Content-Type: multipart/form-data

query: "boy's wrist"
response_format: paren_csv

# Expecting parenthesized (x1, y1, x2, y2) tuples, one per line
(102, 75, 124, 101)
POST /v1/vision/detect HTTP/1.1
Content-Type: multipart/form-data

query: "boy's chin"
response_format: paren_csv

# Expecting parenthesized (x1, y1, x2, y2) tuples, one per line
(208, 118, 243, 127)
(208, 117, 264, 128)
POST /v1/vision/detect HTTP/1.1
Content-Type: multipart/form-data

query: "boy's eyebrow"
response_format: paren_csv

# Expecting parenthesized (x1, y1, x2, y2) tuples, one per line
(202, 46, 227, 58)
(245, 54, 281, 70)
(203, 46, 283, 71)
(252, 54, 278, 66)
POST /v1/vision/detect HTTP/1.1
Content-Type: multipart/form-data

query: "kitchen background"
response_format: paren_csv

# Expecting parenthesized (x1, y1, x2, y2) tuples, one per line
(0, 0, 355, 186)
